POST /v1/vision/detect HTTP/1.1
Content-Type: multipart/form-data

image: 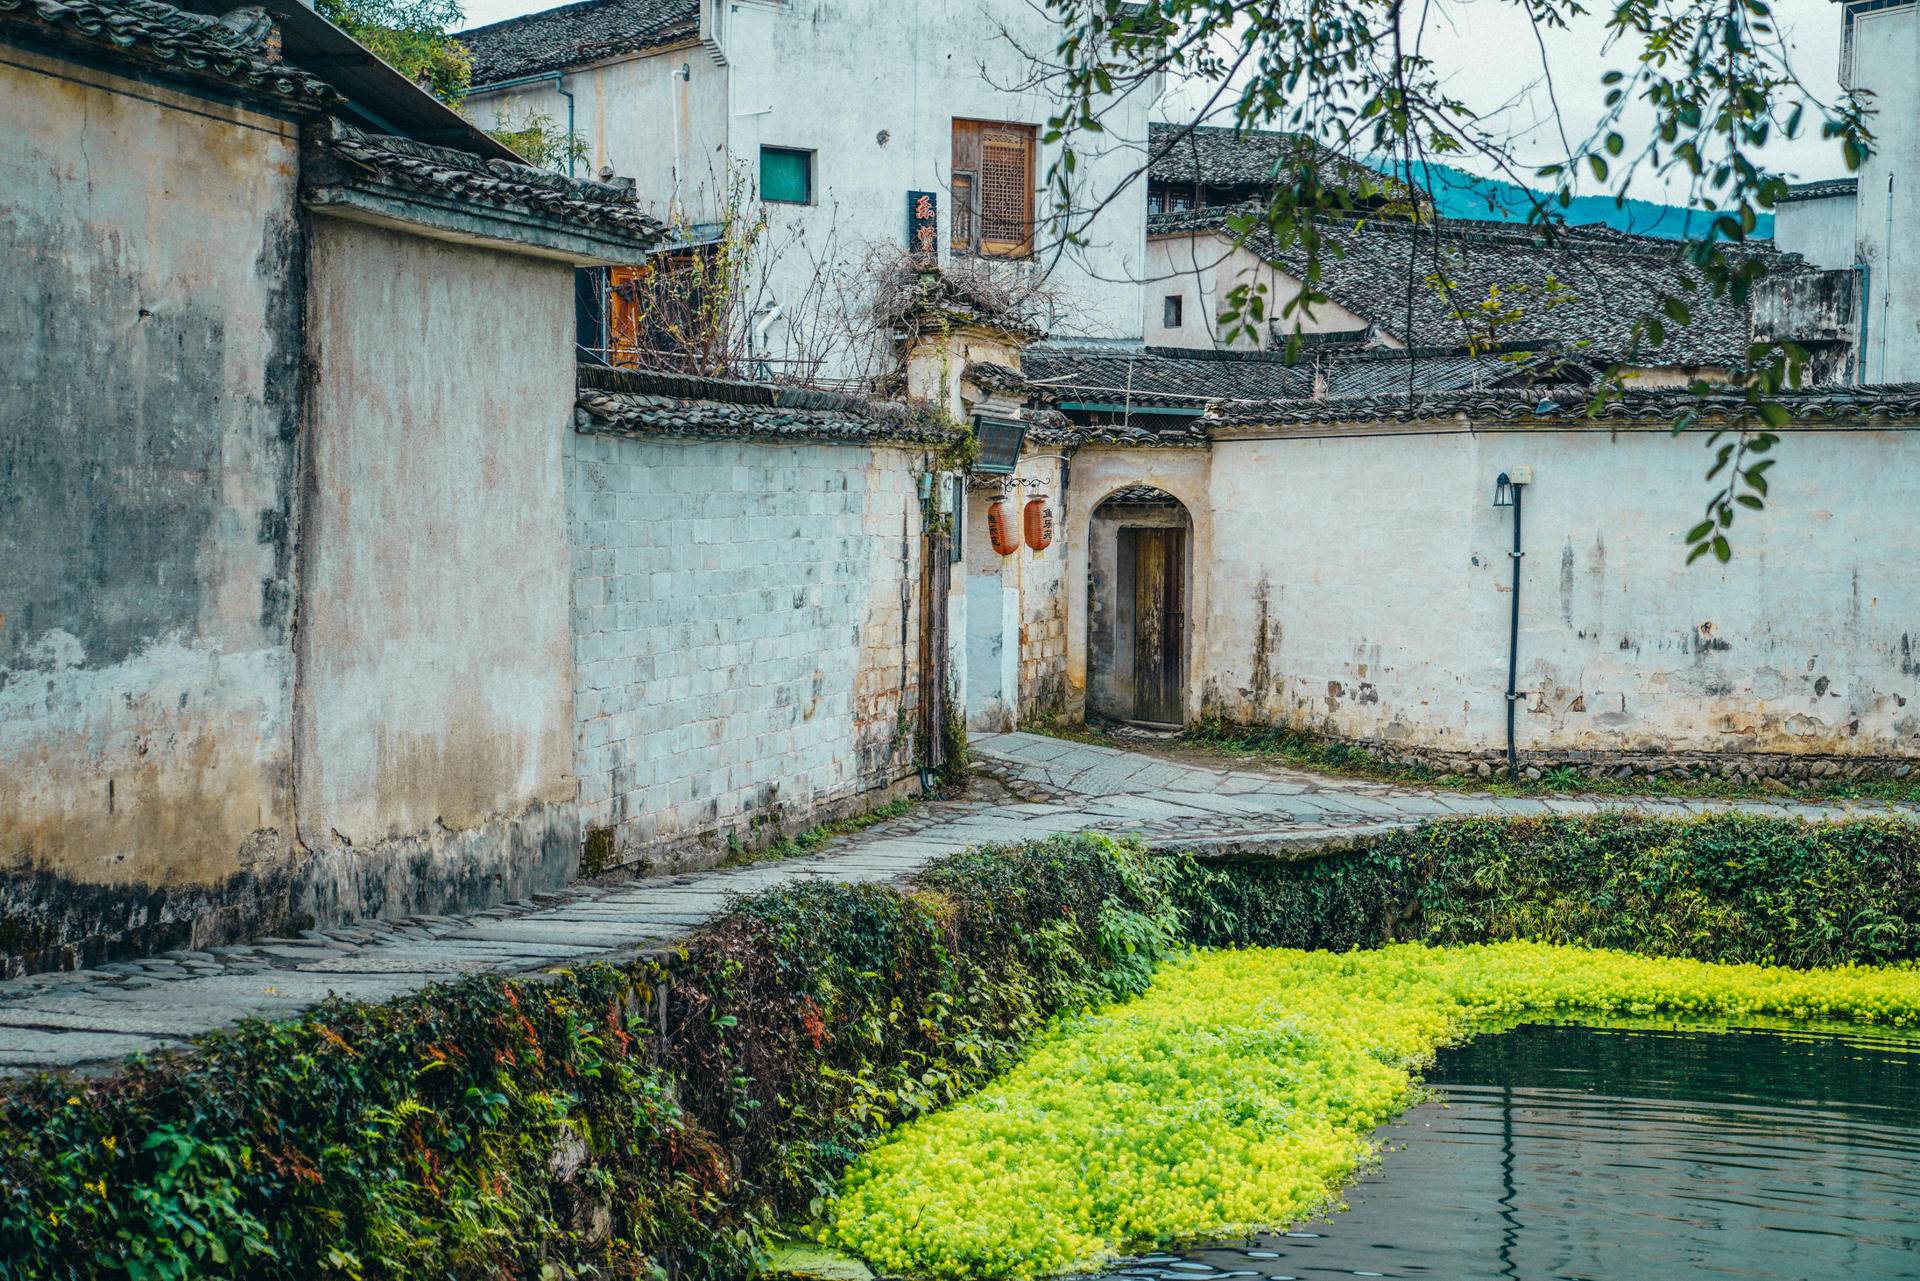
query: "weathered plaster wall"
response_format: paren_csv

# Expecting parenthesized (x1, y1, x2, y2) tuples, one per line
(1145, 234, 1382, 351)
(1187, 424, 1920, 759)
(0, 52, 304, 973)
(463, 45, 728, 226)
(568, 431, 929, 869)
(963, 455, 1066, 730)
(528, 0, 1153, 376)
(1847, 2, 1920, 382)
(295, 218, 580, 926)
(1772, 192, 1857, 272)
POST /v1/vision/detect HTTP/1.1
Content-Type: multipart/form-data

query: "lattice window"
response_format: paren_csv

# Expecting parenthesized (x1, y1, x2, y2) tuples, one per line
(952, 119, 1034, 257)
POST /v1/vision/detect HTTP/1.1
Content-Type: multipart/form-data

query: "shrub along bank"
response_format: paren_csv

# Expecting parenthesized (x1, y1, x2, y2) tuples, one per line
(1, 815, 1916, 1280)
(1173, 812, 1920, 967)
(0, 836, 1179, 1281)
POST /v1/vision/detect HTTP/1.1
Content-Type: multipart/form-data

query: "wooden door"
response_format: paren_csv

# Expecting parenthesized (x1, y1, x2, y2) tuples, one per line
(918, 523, 952, 773)
(1129, 527, 1186, 726)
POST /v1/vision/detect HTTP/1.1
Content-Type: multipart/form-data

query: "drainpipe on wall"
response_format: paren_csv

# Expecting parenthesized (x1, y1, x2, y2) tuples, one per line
(467, 71, 578, 178)
(1493, 468, 1531, 783)
(1880, 172, 1894, 382)
(1854, 259, 1871, 386)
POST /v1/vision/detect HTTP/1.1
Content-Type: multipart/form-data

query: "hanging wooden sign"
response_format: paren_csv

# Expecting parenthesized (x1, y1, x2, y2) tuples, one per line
(907, 190, 939, 263)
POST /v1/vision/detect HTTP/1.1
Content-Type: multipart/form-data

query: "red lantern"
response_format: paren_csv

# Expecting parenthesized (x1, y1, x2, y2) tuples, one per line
(1023, 497, 1054, 552)
(986, 496, 1020, 556)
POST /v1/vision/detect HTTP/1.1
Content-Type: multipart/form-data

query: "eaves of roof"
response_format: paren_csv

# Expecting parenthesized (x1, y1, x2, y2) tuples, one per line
(0, 0, 338, 112)
(1778, 177, 1858, 204)
(574, 366, 964, 447)
(1204, 384, 1920, 431)
(304, 120, 667, 262)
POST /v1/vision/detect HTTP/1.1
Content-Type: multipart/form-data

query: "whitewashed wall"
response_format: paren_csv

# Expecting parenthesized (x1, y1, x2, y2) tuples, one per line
(469, 0, 1156, 377)
(296, 219, 581, 923)
(1057, 422, 1920, 760)
(1773, 192, 1857, 272)
(567, 430, 937, 868)
(1846, 2, 1920, 382)
(1145, 233, 1381, 351)
(963, 455, 1068, 730)
(464, 47, 727, 225)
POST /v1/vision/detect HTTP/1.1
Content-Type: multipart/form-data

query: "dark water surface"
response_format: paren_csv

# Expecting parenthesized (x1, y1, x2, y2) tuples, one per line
(1094, 1022, 1920, 1281)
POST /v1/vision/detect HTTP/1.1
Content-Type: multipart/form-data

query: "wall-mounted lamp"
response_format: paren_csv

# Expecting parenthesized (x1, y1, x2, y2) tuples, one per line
(1493, 465, 1532, 782)
(1492, 465, 1532, 508)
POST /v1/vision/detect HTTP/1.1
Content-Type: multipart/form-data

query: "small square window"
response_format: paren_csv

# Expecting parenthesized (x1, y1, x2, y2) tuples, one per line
(1163, 295, 1183, 328)
(760, 146, 813, 204)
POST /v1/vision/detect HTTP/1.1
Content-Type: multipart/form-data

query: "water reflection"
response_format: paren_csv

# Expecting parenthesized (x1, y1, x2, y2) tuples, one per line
(1091, 1022, 1920, 1281)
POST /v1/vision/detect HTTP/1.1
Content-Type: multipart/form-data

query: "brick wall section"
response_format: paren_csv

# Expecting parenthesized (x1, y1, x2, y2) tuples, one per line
(568, 431, 926, 869)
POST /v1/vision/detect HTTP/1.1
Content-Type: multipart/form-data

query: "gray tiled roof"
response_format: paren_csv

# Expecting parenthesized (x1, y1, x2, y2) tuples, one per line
(1006, 343, 1552, 412)
(310, 120, 666, 244)
(458, 0, 696, 85)
(575, 366, 964, 446)
(1205, 384, 1920, 428)
(1779, 177, 1857, 203)
(1150, 205, 1804, 366)
(1147, 122, 1411, 205)
(1318, 346, 1573, 397)
(1022, 345, 1314, 408)
(0, 0, 337, 108)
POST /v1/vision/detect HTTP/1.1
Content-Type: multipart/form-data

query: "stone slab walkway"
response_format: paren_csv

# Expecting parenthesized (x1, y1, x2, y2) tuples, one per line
(3, 732, 1912, 1073)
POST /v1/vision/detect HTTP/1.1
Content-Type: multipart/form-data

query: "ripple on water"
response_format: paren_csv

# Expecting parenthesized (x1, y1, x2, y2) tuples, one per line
(1091, 1022, 1920, 1281)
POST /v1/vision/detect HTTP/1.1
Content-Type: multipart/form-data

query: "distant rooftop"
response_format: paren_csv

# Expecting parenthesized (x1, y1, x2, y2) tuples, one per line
(1149, 205, 1811, 367)
(1146, 122, 1417, 209)
(458, 0, 697, 86)
(575, 366, 963, 446)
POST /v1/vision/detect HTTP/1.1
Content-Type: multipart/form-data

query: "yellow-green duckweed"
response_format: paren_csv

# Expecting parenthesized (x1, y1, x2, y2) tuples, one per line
(818, 941, 1920, 1279)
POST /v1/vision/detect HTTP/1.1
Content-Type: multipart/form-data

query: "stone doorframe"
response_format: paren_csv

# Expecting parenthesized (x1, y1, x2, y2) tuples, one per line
(1062, 448, 1214, 725)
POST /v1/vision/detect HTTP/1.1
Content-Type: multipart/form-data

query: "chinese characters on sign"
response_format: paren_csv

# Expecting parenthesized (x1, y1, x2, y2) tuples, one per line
(907, 190, 938, 262)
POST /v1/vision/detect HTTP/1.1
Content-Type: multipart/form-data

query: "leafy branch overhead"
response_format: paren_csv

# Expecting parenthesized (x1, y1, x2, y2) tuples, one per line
(1041, 0, 1872, 561)
(315, 0, 472, 101)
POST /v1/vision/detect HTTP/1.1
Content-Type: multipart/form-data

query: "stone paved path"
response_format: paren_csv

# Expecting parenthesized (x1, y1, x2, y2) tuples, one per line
(4, 732, 1912, 1073)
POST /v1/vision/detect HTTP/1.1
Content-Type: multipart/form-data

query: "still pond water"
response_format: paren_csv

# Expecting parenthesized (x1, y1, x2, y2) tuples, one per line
(1093, 1022, 1920, 1281)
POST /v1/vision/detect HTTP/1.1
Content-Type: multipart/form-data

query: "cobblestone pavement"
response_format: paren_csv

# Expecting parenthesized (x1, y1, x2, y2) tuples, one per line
(4, 732, 1912, 1073)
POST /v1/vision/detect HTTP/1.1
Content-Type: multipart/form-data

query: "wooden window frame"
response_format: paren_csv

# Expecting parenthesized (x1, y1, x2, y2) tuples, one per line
(759, 145, 814, 205)
(1163, 294, 1183, 329)
(951, 118, 1035, 259)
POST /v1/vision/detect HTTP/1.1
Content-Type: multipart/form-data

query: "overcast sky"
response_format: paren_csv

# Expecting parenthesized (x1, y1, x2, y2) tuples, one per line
(456, 0, 1854, 201)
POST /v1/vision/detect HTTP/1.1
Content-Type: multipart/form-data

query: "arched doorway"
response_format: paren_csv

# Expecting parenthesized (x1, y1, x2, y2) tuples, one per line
(1087, 486, 1192, 727)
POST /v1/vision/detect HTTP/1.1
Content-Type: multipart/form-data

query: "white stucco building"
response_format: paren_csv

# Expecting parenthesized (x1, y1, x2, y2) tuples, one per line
(459, 0, 1156, 380)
